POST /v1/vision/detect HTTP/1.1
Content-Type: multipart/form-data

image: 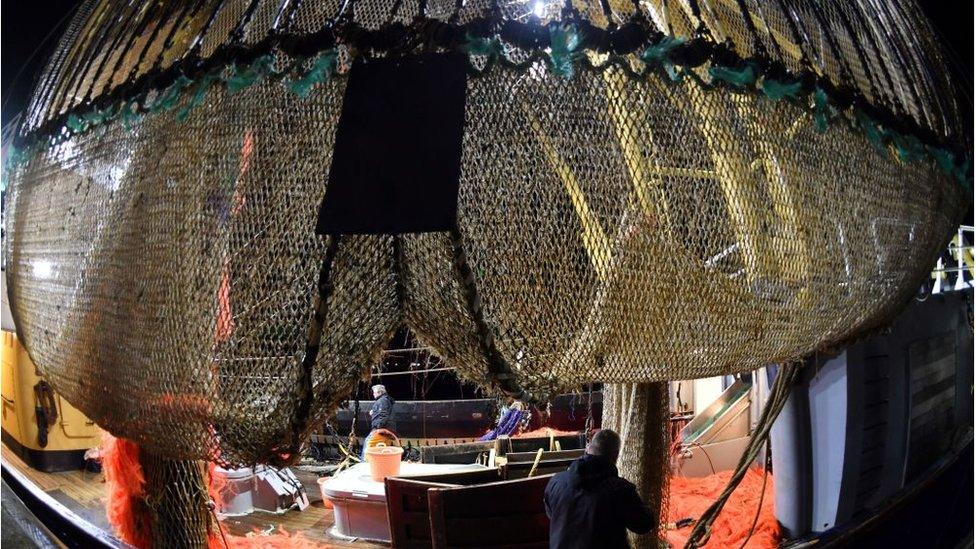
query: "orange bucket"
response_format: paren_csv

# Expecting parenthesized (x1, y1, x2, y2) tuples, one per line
(365, 442, 403, 482)
(316, 477, 334, 508)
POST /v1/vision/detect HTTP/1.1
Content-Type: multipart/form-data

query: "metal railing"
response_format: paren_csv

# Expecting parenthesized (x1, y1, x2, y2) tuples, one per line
(932, 225, 974, 294)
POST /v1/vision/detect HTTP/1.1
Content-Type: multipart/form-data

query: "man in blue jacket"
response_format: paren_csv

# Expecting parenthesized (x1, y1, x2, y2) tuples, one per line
(544, 429, 656, 548)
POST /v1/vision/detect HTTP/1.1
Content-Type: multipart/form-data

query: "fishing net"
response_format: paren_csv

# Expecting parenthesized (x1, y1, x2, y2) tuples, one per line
(3, 0, 970, 468)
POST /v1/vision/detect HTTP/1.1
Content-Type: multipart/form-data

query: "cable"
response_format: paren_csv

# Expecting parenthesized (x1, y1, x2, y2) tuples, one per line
(674, 442, 717, 476)
(693, 443, 717, 476)
(737, 451, 770, 549)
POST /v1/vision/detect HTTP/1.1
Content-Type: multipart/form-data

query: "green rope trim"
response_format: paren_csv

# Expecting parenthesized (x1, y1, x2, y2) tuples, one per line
(708, 62, 757, 88)
(176, 73, 220, 121)
(148, 76, 192, 113)
(855, 111, 887, 154)
(640, 36, 685, 81)
(463, 33, 504, 60)
(16, 32, 970, 191)
(548, 24, 583, 79)
(760, 78, 803, 101)
(120, 98, 143, 129)
(2, 145, 28, 184)
(81, 107, 112, 127)
(66, 113, 87, 133)
(812, 87, 831, 133)
(286, 51, 338, 98)
(954, 157, 972, 188)
(225, 55, 276, 94)
(892, 133, 923, 163)
(640, 36, 685, 64)
(930, 146, 956, 174)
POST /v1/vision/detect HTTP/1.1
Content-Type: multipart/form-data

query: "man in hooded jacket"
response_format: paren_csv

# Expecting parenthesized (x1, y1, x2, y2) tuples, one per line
(544, 429, 656, 548)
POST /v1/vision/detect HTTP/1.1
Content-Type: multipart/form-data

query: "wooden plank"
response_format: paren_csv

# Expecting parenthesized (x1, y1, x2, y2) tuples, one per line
(419, 442, 493, 464)
(443, 514, 548, 544)
(428, 475, 552, 548)
(501, 459, 575, 479)
(1, 443, 102, 501)
(385, 477, 459, 548)
(428, 489, 449, 549)
(394, 468, 500, 485)
(506, 450, 583, 463)
(509, 435, 585, 452)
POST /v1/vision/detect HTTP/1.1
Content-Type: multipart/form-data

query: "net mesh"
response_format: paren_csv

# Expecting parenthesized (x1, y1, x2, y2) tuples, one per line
(3, 0, 968, 465)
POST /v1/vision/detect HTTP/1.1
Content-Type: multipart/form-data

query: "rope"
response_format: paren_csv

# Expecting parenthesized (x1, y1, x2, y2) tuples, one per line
(584, 383, 594, 441)
(284, 236, 343, 464)
(351, 395, 360, 443)
(207, 501, 230, 549)
(683, 362, 800, 548)
(449, 227, 537, 404)
(737, 449, 770, 549)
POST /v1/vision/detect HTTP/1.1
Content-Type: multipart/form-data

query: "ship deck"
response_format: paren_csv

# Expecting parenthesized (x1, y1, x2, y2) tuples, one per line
(1, 443, 384, 548)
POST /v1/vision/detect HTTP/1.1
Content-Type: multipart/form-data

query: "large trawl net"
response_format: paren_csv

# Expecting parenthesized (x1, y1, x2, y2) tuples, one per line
(3, 0, 969, 465)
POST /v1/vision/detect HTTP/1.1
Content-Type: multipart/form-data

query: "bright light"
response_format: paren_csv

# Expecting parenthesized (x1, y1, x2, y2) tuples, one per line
(533, 1, 545, 17)
(32, 260, 54, 279)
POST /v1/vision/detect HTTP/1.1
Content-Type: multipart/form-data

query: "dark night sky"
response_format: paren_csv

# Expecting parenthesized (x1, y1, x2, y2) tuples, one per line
(1, 2, 973, 138)
(1, 0, 79, 130)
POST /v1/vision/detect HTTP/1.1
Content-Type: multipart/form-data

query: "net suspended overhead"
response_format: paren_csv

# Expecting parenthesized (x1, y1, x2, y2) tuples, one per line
(3, 0, 969, 466)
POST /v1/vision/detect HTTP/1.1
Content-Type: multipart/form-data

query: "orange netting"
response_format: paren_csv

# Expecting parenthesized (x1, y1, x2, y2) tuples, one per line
(514, 427, 580, 438)
(666, 468, 778, 549)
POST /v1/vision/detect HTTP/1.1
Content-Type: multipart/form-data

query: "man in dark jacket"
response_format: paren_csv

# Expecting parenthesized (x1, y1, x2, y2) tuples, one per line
(544, 429, 656, 548)
(369, 384, 395, 431)
(361, 384, 396, 458)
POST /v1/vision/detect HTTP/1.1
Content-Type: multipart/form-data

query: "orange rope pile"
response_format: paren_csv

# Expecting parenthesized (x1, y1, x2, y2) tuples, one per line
(208, 527, 320, 549)
(102, 434, 152, 548)
(666, 468, 779, 549)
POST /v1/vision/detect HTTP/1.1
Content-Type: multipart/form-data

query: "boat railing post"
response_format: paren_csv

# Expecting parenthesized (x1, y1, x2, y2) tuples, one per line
(954, 228, 968, 291)
(495, 435, 510, 460)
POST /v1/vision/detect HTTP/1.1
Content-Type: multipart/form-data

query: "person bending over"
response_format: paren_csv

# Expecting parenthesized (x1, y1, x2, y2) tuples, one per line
(544, 429, 656, 548)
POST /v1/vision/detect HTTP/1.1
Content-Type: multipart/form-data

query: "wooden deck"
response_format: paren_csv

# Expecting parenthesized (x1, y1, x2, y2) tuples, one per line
(1, 443, 385, 548)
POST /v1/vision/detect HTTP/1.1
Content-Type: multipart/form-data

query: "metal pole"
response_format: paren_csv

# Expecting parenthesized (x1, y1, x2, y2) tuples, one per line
(371, 367, 457, 377)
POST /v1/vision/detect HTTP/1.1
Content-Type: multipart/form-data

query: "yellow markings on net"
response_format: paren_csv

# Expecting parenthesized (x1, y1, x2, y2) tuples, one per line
(603, 70, 674, 230)
(525, 107, 613, 281)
